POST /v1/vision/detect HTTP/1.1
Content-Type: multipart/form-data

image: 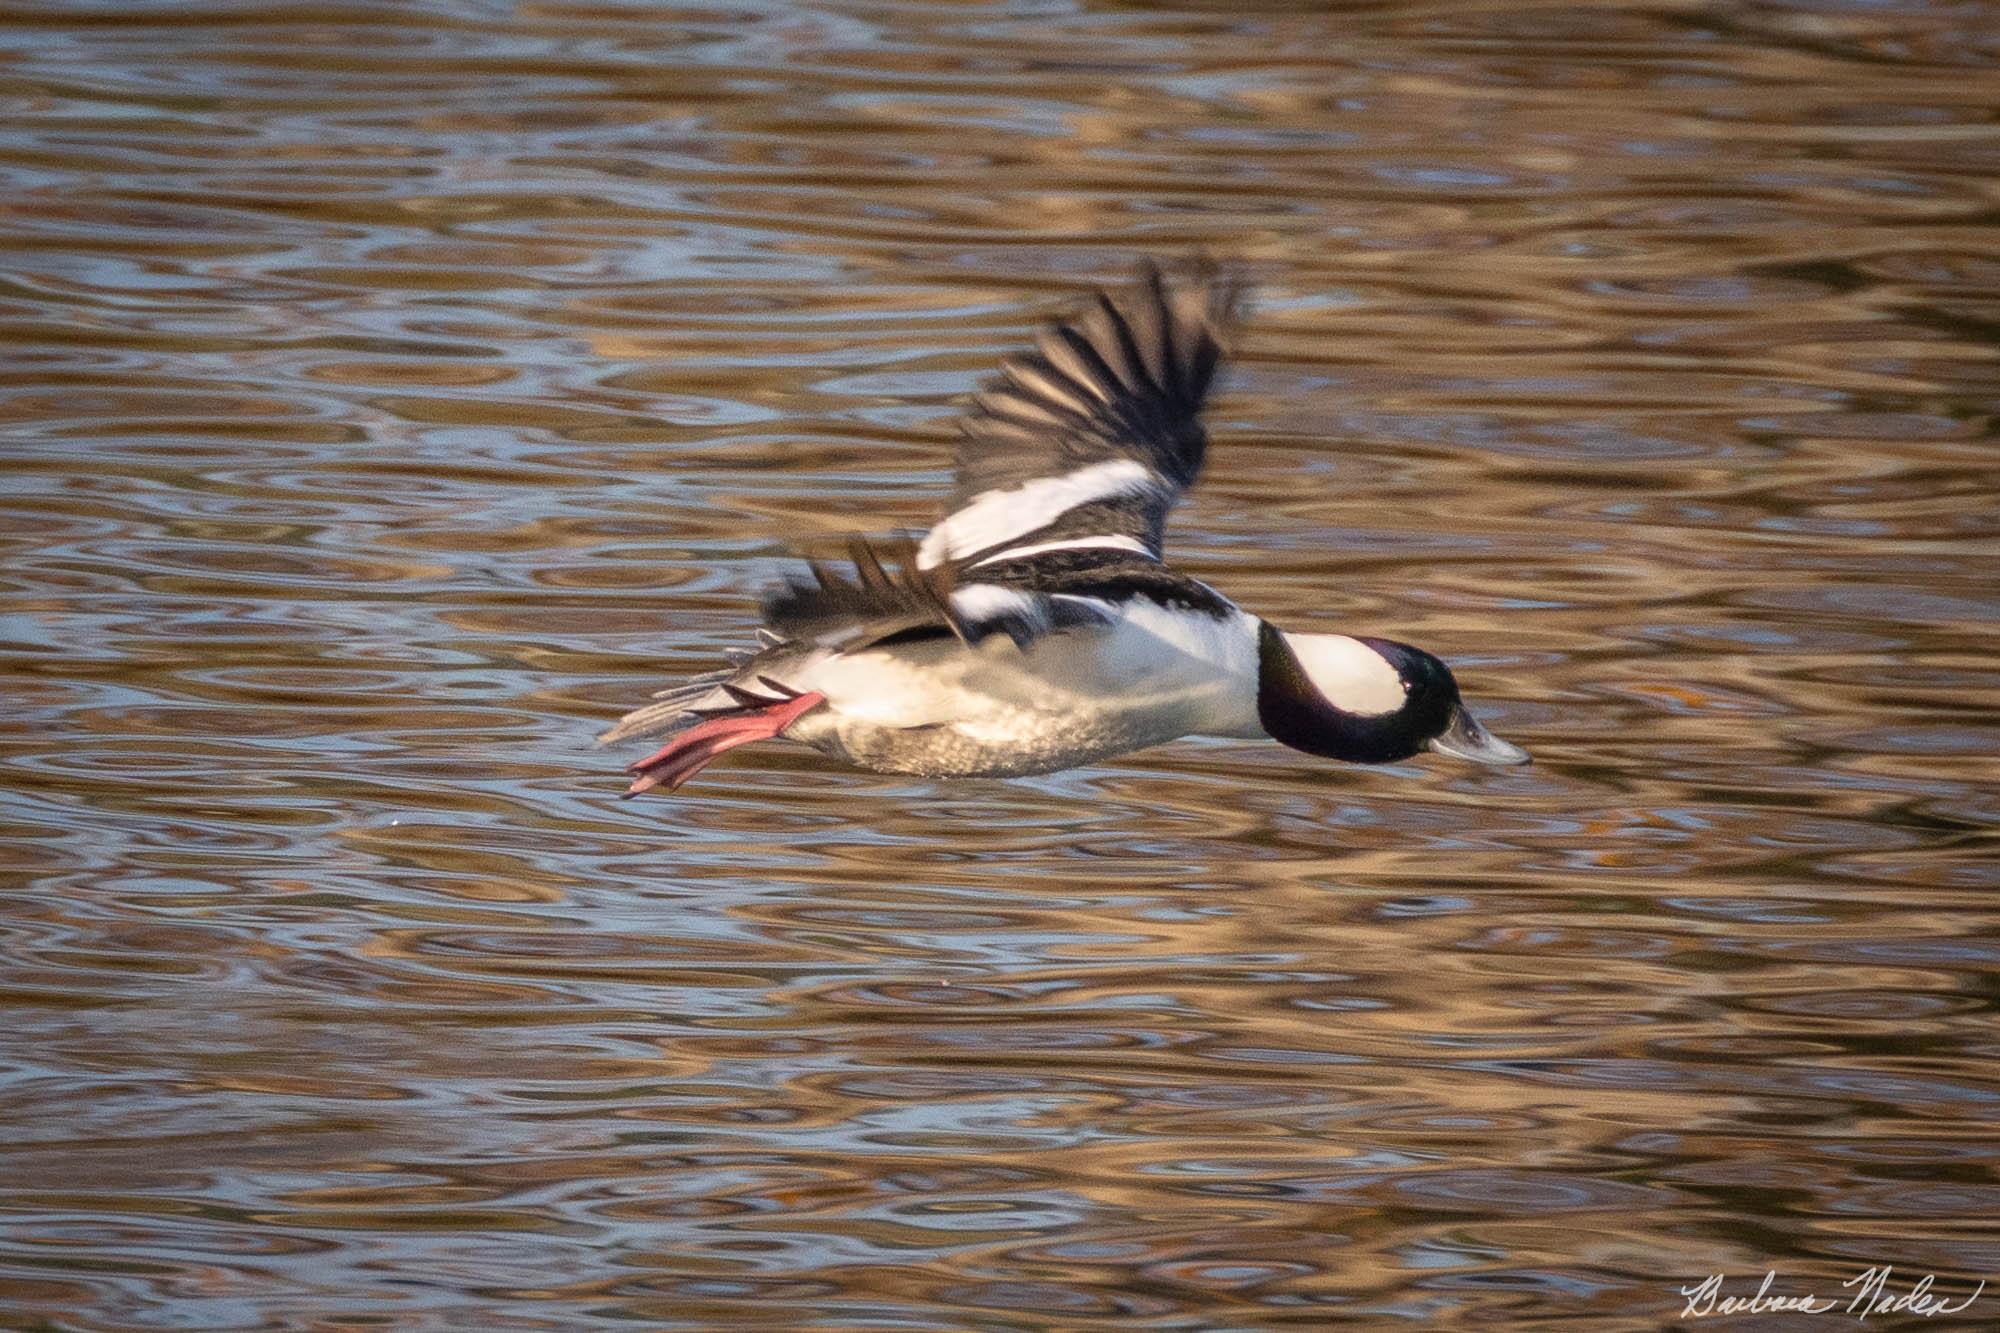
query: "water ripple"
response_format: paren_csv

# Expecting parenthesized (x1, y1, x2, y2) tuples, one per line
(2, 0, 1996, 1328)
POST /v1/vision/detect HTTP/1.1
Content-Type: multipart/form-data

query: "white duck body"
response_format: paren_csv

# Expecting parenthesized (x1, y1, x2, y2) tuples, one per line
(777, 599, 1264, 778)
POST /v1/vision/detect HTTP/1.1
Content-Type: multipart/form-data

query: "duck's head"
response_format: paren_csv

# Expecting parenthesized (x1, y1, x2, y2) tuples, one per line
(1256, 624, 1529, 767)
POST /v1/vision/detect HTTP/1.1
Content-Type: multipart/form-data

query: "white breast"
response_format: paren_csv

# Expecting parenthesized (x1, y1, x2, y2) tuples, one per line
(1010, 599, 1262, 739)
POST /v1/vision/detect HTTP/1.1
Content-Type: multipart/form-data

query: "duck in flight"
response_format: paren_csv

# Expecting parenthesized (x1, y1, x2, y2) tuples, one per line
(605, 263, 1528, 795)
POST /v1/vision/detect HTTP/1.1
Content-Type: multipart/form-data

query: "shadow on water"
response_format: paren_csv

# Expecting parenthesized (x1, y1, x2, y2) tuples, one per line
(1, 0, 1996, 1326)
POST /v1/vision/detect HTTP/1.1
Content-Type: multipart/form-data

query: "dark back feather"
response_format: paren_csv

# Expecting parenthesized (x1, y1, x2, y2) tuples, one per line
(762, 536, 962, 650)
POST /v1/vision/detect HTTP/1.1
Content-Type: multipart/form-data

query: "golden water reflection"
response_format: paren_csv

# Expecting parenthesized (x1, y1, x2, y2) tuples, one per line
(2, 0, 1997, 1326)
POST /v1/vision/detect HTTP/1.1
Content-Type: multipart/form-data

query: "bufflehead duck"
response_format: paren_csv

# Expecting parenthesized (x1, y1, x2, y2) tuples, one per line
(606, 263, 1528, 795)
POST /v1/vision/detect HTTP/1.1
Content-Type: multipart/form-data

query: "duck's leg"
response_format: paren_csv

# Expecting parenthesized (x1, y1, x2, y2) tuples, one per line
(622, 691, 827, 797)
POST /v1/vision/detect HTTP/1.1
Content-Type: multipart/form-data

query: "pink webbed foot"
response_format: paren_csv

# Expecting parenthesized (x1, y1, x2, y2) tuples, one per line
(622, 690, 827, 797)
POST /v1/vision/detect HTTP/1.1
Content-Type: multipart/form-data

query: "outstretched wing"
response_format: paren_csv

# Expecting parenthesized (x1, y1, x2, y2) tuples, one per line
(740, 265, 1240, 663)
(916, 261, 1243, 573)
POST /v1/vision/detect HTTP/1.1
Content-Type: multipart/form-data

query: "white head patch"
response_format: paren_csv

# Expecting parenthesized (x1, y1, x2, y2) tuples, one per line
(1285, 633, 1407, 716)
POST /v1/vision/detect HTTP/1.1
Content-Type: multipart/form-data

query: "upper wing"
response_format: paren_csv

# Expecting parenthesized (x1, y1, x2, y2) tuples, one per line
(750, 264, 1239, 659)
(915, 262, 1244, 573)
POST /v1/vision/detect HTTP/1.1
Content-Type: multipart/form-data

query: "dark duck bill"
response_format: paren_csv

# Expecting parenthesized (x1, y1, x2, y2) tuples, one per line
(1427, 704, 1530, 766)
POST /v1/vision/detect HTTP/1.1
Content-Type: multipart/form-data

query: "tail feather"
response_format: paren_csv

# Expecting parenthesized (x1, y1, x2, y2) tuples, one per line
(597, 668, 737, 745)
(597, 656, 813, 747)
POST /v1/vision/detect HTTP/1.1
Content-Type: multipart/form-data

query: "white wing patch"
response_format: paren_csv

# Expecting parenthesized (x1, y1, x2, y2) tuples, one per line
(917, 458, 1159, 569)
(947, 584, 1116, 646)
(948, 583, 1044, 626)
(967, 534, 1156, 568)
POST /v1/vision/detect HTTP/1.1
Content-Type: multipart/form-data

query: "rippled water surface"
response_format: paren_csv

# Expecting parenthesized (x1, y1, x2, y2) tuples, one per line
(4, 1, 1999, 1327)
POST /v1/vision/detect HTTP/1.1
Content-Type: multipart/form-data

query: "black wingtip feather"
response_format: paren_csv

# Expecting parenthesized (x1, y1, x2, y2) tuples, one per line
(953, 260, 1245, 503)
